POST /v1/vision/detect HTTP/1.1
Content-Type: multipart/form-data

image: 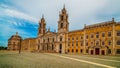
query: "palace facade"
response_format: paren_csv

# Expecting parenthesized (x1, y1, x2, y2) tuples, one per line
(8, 6, 120, 55)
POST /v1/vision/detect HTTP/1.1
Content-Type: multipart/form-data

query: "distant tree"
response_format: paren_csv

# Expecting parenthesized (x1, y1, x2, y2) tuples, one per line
(0, 46, 7, 50)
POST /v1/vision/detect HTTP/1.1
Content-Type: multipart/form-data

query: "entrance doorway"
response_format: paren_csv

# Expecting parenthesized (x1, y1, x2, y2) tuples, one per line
(95, 48, 100, 55)
(91, 50, 93, 55)
(101, 50, 105, 55)
(59, 44, 62, 53)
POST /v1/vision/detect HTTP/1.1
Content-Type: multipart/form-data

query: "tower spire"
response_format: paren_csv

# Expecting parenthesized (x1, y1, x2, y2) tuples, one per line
(63, 4, 65, 9)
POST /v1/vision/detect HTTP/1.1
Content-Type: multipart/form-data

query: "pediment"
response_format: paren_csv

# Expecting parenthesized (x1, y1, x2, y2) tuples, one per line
(44, 31, 56, 37)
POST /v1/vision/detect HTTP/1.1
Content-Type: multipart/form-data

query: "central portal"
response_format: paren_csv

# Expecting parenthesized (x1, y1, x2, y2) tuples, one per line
(95, 48, 100, 55)
(59, 44, 62, 53)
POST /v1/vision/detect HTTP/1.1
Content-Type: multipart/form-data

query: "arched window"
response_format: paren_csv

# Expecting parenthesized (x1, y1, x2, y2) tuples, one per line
(39, 23, 41, 27)
(60, 36, 62, 41)
(60, 23, 63, 28)
(39, 30, 41, 33)
(60, 44, 62, 49)
(61, 16, 64, 20)
(81, 36, 83, 39)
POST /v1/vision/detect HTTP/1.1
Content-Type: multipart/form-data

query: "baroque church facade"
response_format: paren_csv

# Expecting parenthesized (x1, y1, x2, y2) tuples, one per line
(8, 6, 120, 55)
(37, 6, 69, 53)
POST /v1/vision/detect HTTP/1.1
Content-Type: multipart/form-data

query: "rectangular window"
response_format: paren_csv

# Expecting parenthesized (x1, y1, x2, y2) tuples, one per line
(102, 33, 105, 37)
(116, 49, 120, 54)
(81, 42, 83, 46)
(108, 41, 112, 45)
(86, 35, 88, 39)
(102, 41, 104, 45)
(68, 38, 70, 41)
(91, 34, 94, 38)
(117, 40, 120, 45)
(96, 32, 99, 38)
(108, 32, 111, 37)
(96, 41, 99, 46)
(86, 42, 88, 46)
(91, 42, 93, 46)
(117, 31, 120, 36)
(81, 49, 83, 53)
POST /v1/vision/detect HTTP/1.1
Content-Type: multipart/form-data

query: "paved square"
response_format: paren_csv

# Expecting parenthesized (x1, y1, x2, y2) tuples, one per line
(0, 51, 120, 68)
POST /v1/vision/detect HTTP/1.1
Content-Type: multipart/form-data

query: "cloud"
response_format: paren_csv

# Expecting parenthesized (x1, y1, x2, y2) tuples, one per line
(9, 0, 120, 31)
(4, 9, 39, 23)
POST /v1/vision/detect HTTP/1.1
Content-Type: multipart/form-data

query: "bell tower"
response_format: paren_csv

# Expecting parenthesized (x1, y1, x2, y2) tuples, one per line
(57, 5, 69, 54)
(58, 5, 69, 33)
(38, 15, 46, 37)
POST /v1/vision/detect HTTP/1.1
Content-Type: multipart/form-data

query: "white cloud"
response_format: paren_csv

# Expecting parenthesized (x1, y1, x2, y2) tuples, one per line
(2, 0, 120, 30)
(12, 21, 17, 26)
(4, 8, 39, 23)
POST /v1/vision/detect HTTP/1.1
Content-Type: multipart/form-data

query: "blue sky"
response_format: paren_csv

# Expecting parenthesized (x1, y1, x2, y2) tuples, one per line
(0, 0, 120, 47)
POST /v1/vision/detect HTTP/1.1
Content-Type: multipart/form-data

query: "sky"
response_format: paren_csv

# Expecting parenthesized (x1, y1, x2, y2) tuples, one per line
(0, 0, 120, 47)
